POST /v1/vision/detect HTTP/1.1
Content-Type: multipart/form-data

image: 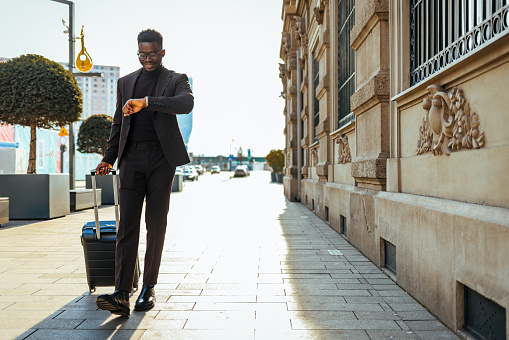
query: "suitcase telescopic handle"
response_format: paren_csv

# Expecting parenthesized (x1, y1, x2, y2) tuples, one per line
(90, 169, 119, 240)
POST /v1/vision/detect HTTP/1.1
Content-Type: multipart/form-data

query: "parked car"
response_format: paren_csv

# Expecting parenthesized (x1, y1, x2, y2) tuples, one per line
(192, 164, 204, 175)
(183, 166, 198, 181)
(175, 166, 183, 176)
(234, 165, 250, 177)
(210, 165, 221, 174)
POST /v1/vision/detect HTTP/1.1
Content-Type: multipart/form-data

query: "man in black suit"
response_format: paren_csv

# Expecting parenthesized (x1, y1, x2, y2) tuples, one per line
(95, 29, 193, 317)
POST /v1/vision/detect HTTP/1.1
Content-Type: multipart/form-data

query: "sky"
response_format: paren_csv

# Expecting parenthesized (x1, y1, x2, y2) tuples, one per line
(0, 0, 285, 157)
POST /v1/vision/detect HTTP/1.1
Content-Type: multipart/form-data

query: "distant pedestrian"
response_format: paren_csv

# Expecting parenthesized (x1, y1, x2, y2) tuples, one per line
(94, 29, 193, 317)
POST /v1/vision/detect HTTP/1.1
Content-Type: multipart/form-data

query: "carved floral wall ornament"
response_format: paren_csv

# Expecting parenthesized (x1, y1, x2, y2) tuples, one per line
(416, 85, 485, 156)
(310, 147, 318, 166)
(335, 134, 352, 164)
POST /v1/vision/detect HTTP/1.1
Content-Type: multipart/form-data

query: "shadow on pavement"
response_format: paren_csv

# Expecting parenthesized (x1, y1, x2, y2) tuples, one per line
(13, 292, 146, 340)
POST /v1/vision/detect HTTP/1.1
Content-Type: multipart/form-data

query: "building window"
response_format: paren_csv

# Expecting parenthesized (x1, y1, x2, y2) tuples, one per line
(313, 54, 319, 142)
(410, 0, 509, 86)
(338, 0, 356, 129)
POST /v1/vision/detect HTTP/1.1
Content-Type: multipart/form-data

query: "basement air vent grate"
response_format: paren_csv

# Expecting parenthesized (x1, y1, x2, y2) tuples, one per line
(464, 286, 506, 340)
(340, 215, 347, 237)
(384, 240, 396, 275)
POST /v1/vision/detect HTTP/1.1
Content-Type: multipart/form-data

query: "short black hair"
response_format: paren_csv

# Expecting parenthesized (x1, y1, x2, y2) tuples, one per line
(137, 29, 163, 48)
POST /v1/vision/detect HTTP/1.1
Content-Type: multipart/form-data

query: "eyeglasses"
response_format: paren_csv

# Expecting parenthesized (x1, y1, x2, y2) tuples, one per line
(137, 50, 162, 60)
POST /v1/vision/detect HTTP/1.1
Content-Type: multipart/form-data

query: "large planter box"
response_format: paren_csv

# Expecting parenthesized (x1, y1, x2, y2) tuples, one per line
(0, 148, 26, 174)
(172, 174, 183, 192)
(0, 197, 8, 225)
(86, 174, 119, 205)
(70, 189, 102, 211)
(0, 174, 70, 219)
(276, 173, 284, 183)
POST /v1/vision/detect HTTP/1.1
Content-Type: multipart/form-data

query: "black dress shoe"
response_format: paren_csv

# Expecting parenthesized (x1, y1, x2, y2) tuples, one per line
(96, 290, 130, 317)
(135, 285, 155, 311)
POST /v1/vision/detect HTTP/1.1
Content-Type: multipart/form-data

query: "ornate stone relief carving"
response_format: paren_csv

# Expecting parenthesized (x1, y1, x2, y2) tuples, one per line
(278, 63, 286, 80)
(310, 147, 319, 166)
(335, 134, 352, 164)
(282, 32, 291, 56)
(416, 86, 485, 156)
(313, 0, 326, 25)
(294, 17, 308, 48)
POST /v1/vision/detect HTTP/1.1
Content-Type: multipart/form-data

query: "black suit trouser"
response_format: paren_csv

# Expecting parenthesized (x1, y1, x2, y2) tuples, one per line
(115, 141, 175, 292)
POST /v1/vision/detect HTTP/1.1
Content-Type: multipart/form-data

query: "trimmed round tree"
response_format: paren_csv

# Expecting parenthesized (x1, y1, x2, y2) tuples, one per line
(0, 54, 82, 174)
(265, 149, 284, 173)
(77, 114, 113, 156)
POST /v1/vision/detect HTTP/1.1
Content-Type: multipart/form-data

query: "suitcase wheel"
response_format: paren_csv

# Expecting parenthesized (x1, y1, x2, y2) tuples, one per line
(89, 286, 96, 293)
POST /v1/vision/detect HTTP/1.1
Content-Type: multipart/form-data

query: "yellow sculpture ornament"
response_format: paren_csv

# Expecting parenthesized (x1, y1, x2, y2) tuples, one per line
(76, 26, 93, 73)
(416, 85, 485, 156)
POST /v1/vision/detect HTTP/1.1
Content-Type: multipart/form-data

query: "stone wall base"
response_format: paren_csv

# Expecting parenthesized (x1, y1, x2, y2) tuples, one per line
(300, 178, 509, 333)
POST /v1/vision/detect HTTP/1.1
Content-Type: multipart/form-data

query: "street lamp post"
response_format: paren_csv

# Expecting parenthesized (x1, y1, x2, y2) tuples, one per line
(51, 0, 75, 189)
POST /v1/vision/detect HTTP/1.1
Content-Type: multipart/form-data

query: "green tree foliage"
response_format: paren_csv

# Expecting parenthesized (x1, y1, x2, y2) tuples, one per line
(265, 149, 285, 173)
(77, 114, 112, 156)
(0, 54, 82, 173)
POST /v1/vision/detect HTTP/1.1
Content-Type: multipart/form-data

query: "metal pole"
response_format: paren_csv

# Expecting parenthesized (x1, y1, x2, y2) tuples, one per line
(60, 144, 65, 173)
(51, 0, 75, 189)
(68, 2, 75, 189)
(296, 50, 302, 202)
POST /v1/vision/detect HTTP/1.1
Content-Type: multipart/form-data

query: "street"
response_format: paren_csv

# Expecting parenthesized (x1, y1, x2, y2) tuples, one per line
(0, 171, 458, 339)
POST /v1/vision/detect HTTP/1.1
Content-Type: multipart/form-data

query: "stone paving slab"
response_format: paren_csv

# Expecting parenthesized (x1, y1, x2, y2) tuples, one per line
(0, 172, 459, 339)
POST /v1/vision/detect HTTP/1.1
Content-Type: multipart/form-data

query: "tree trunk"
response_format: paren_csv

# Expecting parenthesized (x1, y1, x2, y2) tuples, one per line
(27, 123, 37, 174)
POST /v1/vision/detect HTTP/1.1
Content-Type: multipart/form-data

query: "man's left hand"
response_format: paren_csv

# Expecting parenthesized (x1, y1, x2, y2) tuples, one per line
(123, 98, 146, 116)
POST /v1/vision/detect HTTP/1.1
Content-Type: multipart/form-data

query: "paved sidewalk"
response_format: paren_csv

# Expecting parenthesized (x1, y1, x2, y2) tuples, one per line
(0, 172, 459, 339)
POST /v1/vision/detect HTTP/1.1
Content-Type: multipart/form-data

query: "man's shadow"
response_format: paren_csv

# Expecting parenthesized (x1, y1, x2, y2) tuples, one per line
(14, 291, 148, 340)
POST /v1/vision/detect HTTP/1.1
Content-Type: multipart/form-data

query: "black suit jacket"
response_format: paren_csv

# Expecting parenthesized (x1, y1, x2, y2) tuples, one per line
(102, 67, 194, 167)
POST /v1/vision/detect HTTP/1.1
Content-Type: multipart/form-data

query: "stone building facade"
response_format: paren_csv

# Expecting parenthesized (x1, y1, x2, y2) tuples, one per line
(280, 0, 509, 337)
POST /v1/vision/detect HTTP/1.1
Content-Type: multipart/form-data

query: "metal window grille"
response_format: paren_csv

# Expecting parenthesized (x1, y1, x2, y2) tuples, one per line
(410, 0, 509, 86)
(464, 286, 506, 339)
(313, 55, 320, 142)
(338, 0, 356, 129)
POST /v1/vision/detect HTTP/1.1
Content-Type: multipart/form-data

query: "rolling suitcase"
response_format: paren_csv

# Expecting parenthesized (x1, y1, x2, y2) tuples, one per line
(81, 169, 139, 292)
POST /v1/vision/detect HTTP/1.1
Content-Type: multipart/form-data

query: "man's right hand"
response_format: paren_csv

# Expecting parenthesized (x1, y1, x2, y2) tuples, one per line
(96, 162, 113, 176)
